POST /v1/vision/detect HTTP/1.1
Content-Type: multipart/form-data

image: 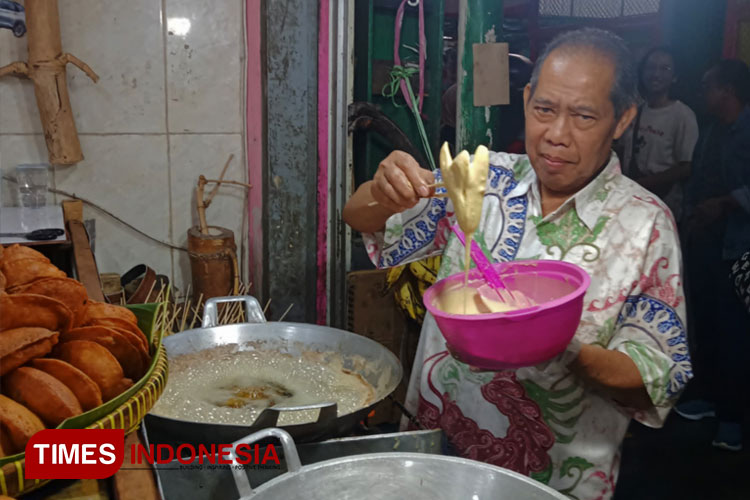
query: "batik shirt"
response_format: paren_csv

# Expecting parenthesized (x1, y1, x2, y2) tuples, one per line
(364, 152, 691, 500)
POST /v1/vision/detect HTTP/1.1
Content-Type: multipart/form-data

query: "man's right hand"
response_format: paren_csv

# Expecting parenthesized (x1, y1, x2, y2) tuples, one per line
(342, 151, 436, 234)
(371, 151, 436, 214)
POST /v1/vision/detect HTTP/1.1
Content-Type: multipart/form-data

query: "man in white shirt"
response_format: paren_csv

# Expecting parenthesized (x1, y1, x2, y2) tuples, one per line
(620, 47, 699, 223)
(343, 29, 690, 499)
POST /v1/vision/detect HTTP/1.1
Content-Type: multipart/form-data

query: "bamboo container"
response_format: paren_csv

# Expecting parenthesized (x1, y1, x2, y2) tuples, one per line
(187, 226, 239, 301)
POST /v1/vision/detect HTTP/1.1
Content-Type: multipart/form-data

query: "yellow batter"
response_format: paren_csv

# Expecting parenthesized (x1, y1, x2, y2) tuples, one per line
(439, 142, 490, 312)
(436, 283, 517, 315)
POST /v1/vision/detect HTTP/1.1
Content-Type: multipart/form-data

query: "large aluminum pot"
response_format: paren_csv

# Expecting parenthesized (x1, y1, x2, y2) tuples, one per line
(146, 296, 402, 445)
(230, 429, 569, 500)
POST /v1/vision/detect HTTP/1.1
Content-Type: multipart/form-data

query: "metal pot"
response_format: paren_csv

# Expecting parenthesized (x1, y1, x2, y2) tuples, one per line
(146, 296, 402, 445)
(230, 428, 569, 500)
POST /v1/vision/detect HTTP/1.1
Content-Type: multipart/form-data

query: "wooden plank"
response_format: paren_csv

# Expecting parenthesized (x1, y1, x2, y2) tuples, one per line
(62, 199, 84, 222)
(112, 432, 160, 500)
(67, 218, 104, 302)
(62, 198, 105, 300)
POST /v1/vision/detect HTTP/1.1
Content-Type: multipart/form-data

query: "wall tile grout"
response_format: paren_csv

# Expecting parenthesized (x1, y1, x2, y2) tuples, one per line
(161, 0, 176, 288)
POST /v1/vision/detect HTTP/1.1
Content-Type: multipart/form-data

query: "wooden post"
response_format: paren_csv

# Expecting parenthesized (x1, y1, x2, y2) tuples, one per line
(0, 0, 98, 166)
(456, 0, 504, 151)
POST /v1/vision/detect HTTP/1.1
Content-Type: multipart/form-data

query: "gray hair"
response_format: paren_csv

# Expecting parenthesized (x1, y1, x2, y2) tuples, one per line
(529, 28, 638, 119)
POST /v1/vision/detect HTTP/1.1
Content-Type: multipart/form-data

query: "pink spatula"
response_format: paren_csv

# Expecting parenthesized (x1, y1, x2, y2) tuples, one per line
(450, 223, 529, 307)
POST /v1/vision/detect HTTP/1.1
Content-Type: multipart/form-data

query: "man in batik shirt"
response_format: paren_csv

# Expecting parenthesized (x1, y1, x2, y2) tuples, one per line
(343, 29, 691, 500)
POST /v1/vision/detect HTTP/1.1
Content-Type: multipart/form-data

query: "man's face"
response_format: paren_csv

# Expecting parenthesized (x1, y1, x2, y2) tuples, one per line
(701, 68, 723, 117)
(641, 51, 675, 96)
(523, 49, 636, 198)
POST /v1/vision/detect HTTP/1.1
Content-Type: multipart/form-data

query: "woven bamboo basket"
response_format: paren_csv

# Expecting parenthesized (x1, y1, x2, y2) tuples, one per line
(0, 346, 168, 497)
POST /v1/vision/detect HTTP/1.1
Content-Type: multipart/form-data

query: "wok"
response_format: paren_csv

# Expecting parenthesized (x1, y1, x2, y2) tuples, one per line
(146, 296, 402, 445)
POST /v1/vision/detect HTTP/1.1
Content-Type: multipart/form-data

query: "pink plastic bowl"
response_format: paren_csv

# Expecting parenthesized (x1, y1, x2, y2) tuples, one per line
(423, 260, 591, 370)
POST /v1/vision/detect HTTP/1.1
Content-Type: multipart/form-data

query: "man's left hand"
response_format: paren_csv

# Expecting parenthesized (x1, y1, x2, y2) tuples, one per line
(446, 338, 583, 372)
(445, 343, 491, 372)
(535, 337, 583, 371)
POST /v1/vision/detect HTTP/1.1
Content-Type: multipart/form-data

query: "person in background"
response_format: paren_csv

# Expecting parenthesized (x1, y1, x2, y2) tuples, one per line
(619, 47, 699, 224)
(344, 28, 690, 499)
(676, 59, 750, 452)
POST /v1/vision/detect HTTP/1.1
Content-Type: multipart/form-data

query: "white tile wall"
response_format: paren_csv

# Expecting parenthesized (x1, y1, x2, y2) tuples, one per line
(54, 135, 172, 245)
(59, 0, 168, 134)
(165, 0, 243, 133)
(0, 0, 247, 293)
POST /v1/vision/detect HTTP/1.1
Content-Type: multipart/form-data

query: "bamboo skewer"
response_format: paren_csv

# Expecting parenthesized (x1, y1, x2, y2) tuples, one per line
(205, 154, 234, 206)
(145, 279, 157, 304)
(189, 295, 202, 330)
(278, 303, 295, 322)
(367, 182, 447, 207)
(160, 282, 331, 335)
(203, 179, 254, 190)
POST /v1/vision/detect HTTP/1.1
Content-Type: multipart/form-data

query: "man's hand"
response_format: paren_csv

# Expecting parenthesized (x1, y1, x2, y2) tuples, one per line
(371, 151, 436, 213)
(569, 344, 652, 410)
(448, 338, 650, 409)
(342, 151, 435, 234)
(447, 338, 583, 373)
(535, 338, 583, 371)
(445, 343, 491, 372)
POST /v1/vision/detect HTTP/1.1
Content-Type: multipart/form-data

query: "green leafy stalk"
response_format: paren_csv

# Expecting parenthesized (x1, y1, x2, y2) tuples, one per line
(382, 65, 436, 171)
